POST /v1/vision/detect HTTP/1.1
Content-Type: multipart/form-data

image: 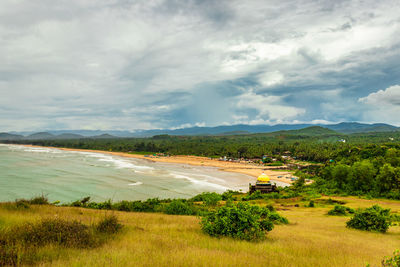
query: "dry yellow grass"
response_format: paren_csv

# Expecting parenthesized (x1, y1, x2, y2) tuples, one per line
(1, 197, 400, 267)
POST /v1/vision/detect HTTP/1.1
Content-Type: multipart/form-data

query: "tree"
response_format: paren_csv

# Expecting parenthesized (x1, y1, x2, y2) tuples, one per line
(237, 146, 248, 158)
(377, 164, 400, 193)
(331, 164, 352, 189)
(350, 160, 377, 193)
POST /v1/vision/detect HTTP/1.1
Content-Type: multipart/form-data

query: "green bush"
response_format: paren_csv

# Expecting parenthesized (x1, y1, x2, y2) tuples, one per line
(3, 200, 31, 211)
(28, 195, 49, 205)
(200, 202, 288, 241)
(242, 190, 263, 201)
(84, 198, 163, 212)
(346, 205, 391, 233)
(113, 200, 132, 212)
(327, 205, 354, 216)
(96, 215, 123, 234)
(381, 250, 400, 267)
(164, 200, 197, 215)
(308, 200, 315, 207)
(221, 190, 239, 201)
(128, 198, 161, 212)
(190, 192, 222, 206)
(265, 204, 275, 212)
(17, 218, 95, 248)
(10, 195, 49, 208)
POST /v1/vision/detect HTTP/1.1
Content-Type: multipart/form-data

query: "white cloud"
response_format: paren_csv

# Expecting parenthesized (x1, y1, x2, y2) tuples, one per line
(359, 85, 400, 106)
(358, 85, 400, 125)
(258, 71, 284, 87)
(235, 90, 305, 122)
(0, 0, 400, 130)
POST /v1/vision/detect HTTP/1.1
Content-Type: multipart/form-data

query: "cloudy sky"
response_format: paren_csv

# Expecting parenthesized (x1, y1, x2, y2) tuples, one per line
(1, 0, 400, 131)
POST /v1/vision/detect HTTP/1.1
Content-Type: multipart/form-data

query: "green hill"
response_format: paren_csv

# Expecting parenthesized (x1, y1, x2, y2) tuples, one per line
(262, 126, 340, 137)
(0, 132, 23, 140)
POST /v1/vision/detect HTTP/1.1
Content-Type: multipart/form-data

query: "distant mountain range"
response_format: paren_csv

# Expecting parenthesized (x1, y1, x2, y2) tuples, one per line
(0, 122, 398, 140)
(132, 122, 399, 136)
(0, 132, 118, 140)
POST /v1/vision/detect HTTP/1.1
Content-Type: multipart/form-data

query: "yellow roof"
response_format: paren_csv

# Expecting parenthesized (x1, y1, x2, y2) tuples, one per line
(257, 173, 270, 182)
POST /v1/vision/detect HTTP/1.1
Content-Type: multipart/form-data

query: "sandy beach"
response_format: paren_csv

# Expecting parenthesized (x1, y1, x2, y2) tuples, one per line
(21, 145, 295, 185)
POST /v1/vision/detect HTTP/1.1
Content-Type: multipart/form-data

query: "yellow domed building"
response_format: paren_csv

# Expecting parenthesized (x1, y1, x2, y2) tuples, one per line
(249, 172, 278, 194)
(257, 173, 270, 184)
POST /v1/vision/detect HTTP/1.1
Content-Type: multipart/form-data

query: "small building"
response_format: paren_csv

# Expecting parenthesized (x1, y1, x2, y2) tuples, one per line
(249, 173, 278, 194)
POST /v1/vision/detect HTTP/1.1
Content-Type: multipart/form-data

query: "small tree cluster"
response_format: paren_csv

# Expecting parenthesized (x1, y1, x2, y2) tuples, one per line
(346, 205, 391, 233)
(200, 202, 288, 241)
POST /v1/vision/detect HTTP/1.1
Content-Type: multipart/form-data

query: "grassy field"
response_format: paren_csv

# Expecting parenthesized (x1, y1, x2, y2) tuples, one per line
(1, 196, 400, 267)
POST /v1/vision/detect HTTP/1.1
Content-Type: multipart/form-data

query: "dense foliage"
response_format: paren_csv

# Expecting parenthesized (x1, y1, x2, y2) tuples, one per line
(5, 130, 400, 162)
(327, 205, 354, 216)
(346, 205, 392, 233)
(200, 202, 288, 241)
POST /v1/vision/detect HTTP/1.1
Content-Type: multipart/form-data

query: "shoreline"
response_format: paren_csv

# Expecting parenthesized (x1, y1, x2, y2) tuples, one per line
(16, 144, 294, 186)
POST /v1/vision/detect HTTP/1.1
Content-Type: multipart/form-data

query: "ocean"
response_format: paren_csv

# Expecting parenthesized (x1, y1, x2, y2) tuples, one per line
(0, 144, 255, 203)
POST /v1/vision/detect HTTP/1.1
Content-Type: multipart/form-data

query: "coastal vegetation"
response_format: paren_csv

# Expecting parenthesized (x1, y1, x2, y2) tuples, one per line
(1, 193, 399, 266)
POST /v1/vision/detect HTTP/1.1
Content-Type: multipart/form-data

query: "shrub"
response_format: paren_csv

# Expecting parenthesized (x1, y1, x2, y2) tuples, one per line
(382, 250, 400, 267)
(242, 190, 263, 201)
(327, 205, 354, 216)
(96, 215, 123, 234)
(265, 204, 275, 212)
(113, 200, 132, 212)
(94, 199, 112, 210)
(346, 205, 391, 233)
(0, 216, 123, 265)
(129, 198, 161, 212)
(70, 196, 92, 207)
(28, 195, 49, 205)
(308, 200, 315, 207)
(190, 192, 222, 206)
(390, 213, 400, 225)
(164, 200, 197, 215)
(221, 190, 239, 201)
(16, 218, 95, 248)
(4, 200, 30, 210)
(200, 202, 288, 241)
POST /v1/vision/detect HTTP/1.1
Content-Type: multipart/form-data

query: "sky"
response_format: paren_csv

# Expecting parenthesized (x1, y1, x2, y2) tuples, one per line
(1, 0, 400, 131)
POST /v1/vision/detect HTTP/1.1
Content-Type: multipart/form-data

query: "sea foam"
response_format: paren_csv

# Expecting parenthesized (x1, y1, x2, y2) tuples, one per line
(171, 172, 229, 191)
(74, 151, 154, 171)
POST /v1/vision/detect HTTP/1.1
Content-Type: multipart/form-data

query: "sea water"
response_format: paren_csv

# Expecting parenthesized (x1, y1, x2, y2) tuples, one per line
(0, 144, 257, 203)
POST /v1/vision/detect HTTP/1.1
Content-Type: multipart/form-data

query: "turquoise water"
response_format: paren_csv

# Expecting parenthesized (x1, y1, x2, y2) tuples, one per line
(0, 144, 255, 203)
